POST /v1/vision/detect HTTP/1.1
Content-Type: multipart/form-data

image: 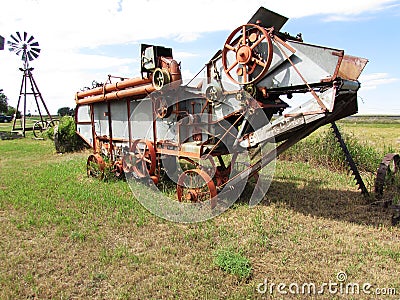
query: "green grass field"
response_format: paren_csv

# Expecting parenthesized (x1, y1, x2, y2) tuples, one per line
(0, 119, 399, 299)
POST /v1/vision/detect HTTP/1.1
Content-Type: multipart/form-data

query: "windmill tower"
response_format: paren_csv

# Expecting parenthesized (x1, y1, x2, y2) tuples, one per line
(7, 32, 53, 137)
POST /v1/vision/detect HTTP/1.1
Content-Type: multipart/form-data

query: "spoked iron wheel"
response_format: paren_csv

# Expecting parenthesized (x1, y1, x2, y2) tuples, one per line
(87, 154, 105, 179)
(222, 23, 273, 85)
(33, 120, 48, 138)
(177, 169, 217, 208)
(125, 139, 156, 178)
(47, 119, 59, 129)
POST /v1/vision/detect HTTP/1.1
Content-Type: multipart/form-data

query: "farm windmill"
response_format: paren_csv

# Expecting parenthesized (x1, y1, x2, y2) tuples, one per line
(7, 31, 54, 137)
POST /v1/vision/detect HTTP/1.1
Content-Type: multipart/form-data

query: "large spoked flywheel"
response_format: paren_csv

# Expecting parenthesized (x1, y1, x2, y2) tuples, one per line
(222, 23, 273, 85)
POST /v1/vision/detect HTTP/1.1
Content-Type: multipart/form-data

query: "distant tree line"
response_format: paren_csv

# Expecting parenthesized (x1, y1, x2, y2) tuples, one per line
(0, 90, 75, 118)
(0, 90, 21, 118)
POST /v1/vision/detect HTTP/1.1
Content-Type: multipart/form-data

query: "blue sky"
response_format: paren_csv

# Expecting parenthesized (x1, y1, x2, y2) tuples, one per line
(1, 0, 399, 115)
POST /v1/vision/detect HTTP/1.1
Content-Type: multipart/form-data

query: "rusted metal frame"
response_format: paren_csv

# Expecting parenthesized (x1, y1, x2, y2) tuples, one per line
(160, 145, 227, 160)
(203, 113, 245, 159)
(157, 147, 201, 159)
(200, 100, 210, 114)
(284, 110, 326, 118)
(208, 102, 213, 143)
(272, 36, 328, 112)
(151, 97, 159, 175)
(127, 99, 132, 150)
(216, 120, 241, 140)
(270, 33, 297, 53)
(191, 101, 196, 115)
(106, 101, 114, 161)
(97, 136, 129, 143)
(89, 103, 97, 153)
(321, 51, 344, 83)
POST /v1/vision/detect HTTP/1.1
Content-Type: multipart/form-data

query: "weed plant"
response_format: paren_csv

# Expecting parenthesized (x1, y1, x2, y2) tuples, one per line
(213, 247, 252, 281)
(280, 125, 382, 173)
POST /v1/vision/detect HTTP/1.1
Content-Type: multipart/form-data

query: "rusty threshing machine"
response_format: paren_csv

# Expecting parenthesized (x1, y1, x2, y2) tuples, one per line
(75, 7, 385, 207)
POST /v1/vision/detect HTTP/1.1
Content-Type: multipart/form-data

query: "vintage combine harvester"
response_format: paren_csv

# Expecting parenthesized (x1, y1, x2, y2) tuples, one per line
(75, 7, 377, 207)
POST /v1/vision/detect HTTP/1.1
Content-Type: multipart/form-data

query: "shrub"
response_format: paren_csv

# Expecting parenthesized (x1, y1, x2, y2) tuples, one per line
(280, 125, 381, 173)
(47, 116, 85, 153)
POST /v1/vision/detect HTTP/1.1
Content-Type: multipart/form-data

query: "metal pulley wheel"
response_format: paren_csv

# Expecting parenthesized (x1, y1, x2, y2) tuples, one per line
(222, 23, 273, 85)
(152, 92, 172, 119)
(152, 68, 171, 90)
(176, 168, 217, 208)
(205, 84, 223, 103)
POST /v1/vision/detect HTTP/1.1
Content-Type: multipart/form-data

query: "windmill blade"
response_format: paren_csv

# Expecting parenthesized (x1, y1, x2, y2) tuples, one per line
(27, 51, 34, 61)
(8, 45, 17, 51)
(10, 34, 20, 43)
(30, 47, 41, 54)
(24, 32, 28, 41)
(30, 41, 39, 47)
(7, 41, 18, 48)
(16, 31, 22, 41)
(31, 51, 40, 59)
(27, 35, 34, 43)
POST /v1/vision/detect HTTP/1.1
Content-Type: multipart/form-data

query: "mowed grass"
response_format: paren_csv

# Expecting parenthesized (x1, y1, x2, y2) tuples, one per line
(0, 121, 400, 299)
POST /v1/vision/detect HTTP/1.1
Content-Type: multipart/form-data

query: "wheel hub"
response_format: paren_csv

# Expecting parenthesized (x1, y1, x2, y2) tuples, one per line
(185, 190, 198, 202)
(236, 45, 252, 64)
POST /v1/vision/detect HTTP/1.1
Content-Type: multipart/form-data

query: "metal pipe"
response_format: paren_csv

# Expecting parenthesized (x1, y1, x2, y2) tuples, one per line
(76, 84, 156, 105)
(76, 77, 152, 99)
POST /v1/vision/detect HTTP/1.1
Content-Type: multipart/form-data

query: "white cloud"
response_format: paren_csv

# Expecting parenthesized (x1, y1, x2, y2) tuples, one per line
(173, 51, 199, 59)
(322, 15, 373, 22)
(173, 33, 202, 43)
(0, 0, 397, 113)
(359, 73, 399, 90)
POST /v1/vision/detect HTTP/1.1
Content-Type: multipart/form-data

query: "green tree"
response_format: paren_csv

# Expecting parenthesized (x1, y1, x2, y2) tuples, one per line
(57, 106, 74, 117)
(7, 106, 21, 118)
(0, 91, 8, 114)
